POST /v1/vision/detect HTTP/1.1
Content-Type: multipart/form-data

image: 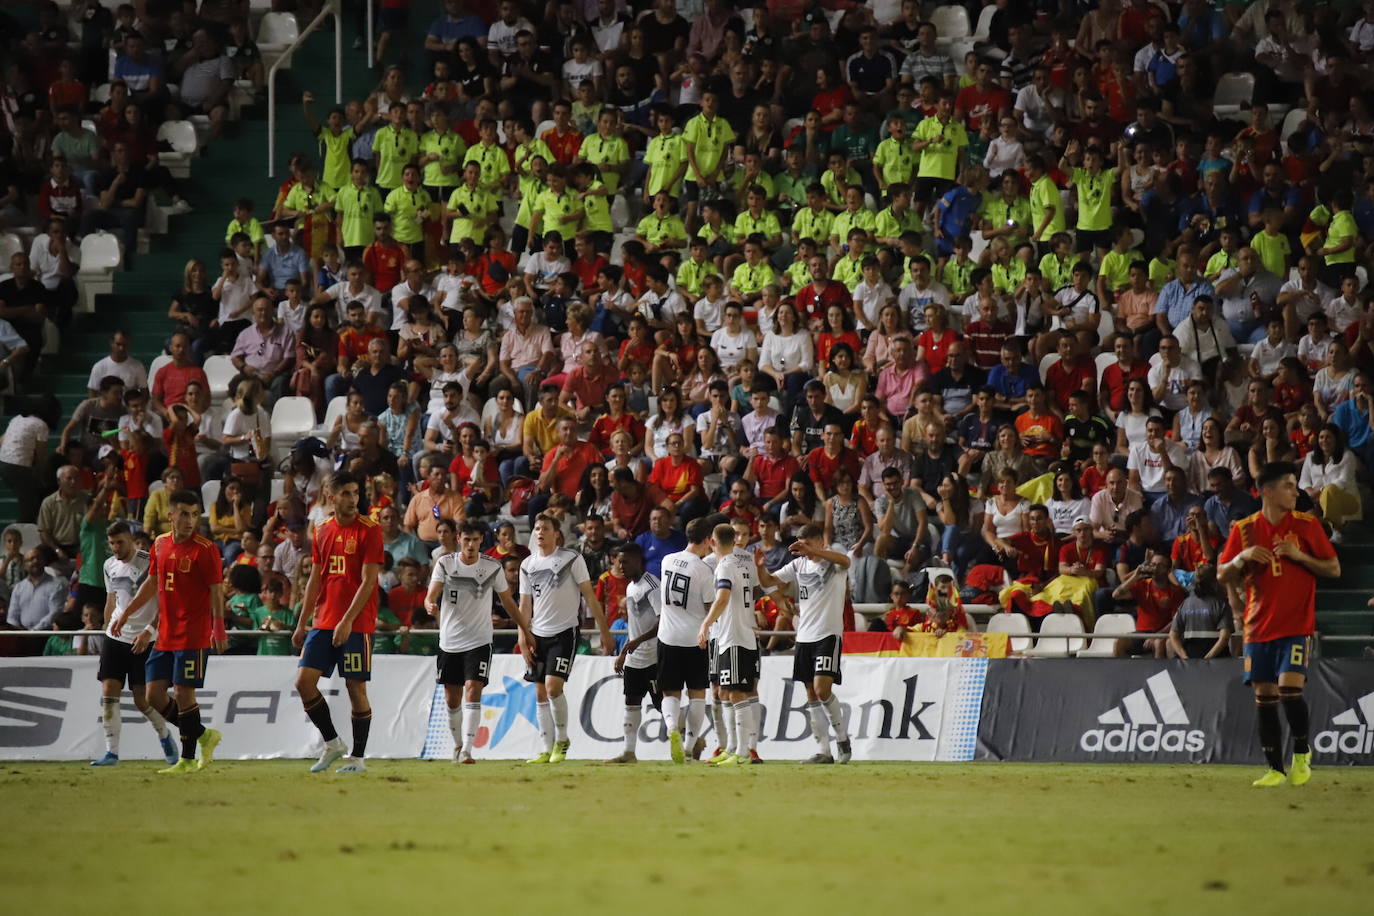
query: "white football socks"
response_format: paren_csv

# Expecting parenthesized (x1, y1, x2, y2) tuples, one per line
(100, 696, 121, 755)
(808, 701, 831, 755)
(536, 701, 554, 751)
(686, 697, 706, 750)
(661, 695, 682, 735)
(550, 693, 569, 743)
(143, 702, 169, 739)
(823, 694, 848, 742)
(624, 705, 642, 753)
(462, 702, 481, 754)
(447, 705, 463, 748)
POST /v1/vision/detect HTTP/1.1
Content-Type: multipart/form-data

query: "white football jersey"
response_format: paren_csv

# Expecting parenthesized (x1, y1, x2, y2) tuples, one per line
(704, 548, 753, 641)
(712, 552, 758, 651)
(103, 550, 152, 645)
(431, 552, 506, 653)
(657, 549, 716, 647)
(623, 573, 660, 669)
(519, 548, 590, 637)
(772, 547, 847, 642)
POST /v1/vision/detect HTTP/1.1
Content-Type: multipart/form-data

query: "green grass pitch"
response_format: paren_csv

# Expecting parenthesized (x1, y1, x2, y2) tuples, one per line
(2, 760, 1371, 914)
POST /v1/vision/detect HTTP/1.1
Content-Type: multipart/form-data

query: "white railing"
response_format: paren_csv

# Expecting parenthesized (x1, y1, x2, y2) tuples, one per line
(267, 0, 344, 178)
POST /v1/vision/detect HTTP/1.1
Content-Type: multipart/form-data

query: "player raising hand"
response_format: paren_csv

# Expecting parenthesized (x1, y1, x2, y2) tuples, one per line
(292, 471, 385, 775)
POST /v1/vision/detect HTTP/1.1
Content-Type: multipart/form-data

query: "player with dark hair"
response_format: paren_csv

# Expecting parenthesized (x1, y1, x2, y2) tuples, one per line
(292, 471, 385, 774)
(520, 512, 614, 763)
(92, 520, 177, 766)
(425, 519, 531, 764)
(111, 490, 226, 774)
(606, 542, 663, 763)
(656, 516, 718, 764)
(756, 523, 854, 764)
(1219, 461, 1340, 787)
(697, 523, 762, 767)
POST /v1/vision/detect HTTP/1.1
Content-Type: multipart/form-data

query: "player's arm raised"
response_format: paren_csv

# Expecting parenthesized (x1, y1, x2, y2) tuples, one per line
(789, 539, 853, 570)
(577, 579, 615, 655)
(292, 560, 324, 649)
(332, 560, 380, 647)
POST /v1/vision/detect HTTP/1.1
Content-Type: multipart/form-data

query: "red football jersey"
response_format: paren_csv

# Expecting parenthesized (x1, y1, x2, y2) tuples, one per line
(1219, 509, 1334, 643)
(311, 514, 386, 634)
(151, 533, 223, 651)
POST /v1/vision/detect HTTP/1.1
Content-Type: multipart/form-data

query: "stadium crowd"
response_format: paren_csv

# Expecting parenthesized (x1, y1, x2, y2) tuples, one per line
(2, 0, 1374, 661)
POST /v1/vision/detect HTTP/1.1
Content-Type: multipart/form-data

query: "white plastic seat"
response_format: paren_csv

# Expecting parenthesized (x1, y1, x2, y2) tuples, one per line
(201, 479, 221, 509)
(985, 612, 1033, 653)
(1037, 352, 1061, 383)
(258, 12, 299, 69)
(147, 479, 165, 495)
(1279, 107, 1308, 145)
(76, 231, 123, 312)
(202, 355, 238, 404)
(1212, 72, 1254, 117)
(158, 119, 198, 153)
(971, 3, 996, 42)
(1023, 613, 1087, 657)
(930, 5, 971, 43)
(871, 0, 902, 26)
(91, 83, 113, 104)
(0, 233, 21, 263)
(1094, 351, 1117, 383)
(271, 396, 317, 450)
(1079, 613, 1136, 657)
(3, 523, 40, 551)
(147, 353, 173, 393)
(1096, 309, 1114, 346)
(318, 395, 349, 435)
(269, 477, 285, 504)
(479, 395, 523, 427)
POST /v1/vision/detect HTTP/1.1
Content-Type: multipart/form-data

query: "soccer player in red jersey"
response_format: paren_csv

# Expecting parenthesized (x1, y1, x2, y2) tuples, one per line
(291, 471, 385, 774)
(1219, 461, 1340, 788)
(111, 489, 227, 774)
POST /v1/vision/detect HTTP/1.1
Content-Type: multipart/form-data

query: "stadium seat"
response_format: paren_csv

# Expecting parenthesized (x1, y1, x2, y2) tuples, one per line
(319, 394, 349, 436)
(1212, 72, 1254, 117)
(1094, 351, 1117, 384)
(147, 353, 173, 393)
(270, 397, 317, 462)
(985, 612, 1033, 653)
(970, 3, 996, 42)
(1095, 310, 1114, 346)
(1080, 613, 1136, 657)
(91, 83, 113, 105)
(3, 523, 40, 551)
(157, 120, 199, 179)
(201, 479, 220, 509)
(1038, 352, 1061, 383)
(202, 355, 237, 405)
(931, 5, 970, 47)
(872, 0, 902, 26)
(479, 394, 523, 427)
(148, 480, 165, 496)
(258, 12, 299, 69)
(0, 232, 21, 263)
(1022, 613, 1087, 657)
(1279, 107, 1309, 145)
(269, 476, 285, 504)
(76, 232, 123, 312)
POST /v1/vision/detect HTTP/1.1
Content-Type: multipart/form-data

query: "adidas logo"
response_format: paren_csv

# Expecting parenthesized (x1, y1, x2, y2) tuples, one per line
(1313, 692, 1374, 756)
(1079, 672, 1206, 753)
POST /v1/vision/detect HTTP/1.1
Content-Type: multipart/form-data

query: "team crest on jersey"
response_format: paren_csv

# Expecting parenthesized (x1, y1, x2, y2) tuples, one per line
(178, 553, 192, 572)
(345, 537, 357, 555)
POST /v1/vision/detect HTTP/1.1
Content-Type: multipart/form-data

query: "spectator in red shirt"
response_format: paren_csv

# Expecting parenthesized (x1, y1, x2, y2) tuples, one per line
(560, 340, 620, 423)
(363, 214, 406, 292)
(793, 255, 853, 330)
(806, 421, 862, 500)
(1044, 332, 1098, 414)
(595, 553, 629, 627)
(527, 417, 602, 522)
(1014, 384, 1063, 461)
(610, 466, 653, 539)
(1170, 505, 1218, 572)
(964, 296, 1012, 369)
(648, 431, 708, 527)
(590, 383, 645, 458)
(540, 100, 582, 164)
(954, 58, 1011, 131)
(1111, 548, 1185, 657)
(386, 558, 429, 637)
(720, 478, 763, 537)
(150, 332, 209, 422)
(570, 232, 608, 291)
(915, 303, 958, 373)
(882, 581, 921, 635)
(1099, 334, 1149, 418)
(1005, 504, 1064, 592)
(745, 427, 801, 512)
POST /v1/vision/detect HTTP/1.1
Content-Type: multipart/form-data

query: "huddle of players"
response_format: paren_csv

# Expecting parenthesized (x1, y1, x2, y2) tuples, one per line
(92, 473, 852, 768)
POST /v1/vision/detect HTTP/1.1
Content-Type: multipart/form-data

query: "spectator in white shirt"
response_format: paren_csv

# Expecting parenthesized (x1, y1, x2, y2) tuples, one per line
(983, 117, 1026, 177)
(1323, 275, 1364, 335)
(27, 217, 79, 325)
(1128, 415, 1189, 498)
(1172, 295, 1237, 373)
(86, 330, 147, 397)
(1148, 334, 1203, 411)
(0, 406, 50, 522)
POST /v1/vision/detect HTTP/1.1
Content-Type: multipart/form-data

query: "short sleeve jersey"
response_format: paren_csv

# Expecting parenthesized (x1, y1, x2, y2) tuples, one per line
(103, 549, 152, 645)
(1070, 167, 1116, 231)
(772, 549, 847, 642)
(914, 116, 967, 180)
(578, 134, 630, 195)
(333, 183, 384, 248)
(682, 113, 736, 183)
(317, 127, 356, 189)
(520, 548, 590, 637)
(311, 514, 385, 634)
(712, 551, 759, 651)
(1219, 509, 1335, 643)
(419, 129, 468, 188)
(150, 534, 223, 651)
(644, 133, 687, 197)
(623, 572, 661, 669)
(431, 552, 505, 652)
(657, 549, 717, 647)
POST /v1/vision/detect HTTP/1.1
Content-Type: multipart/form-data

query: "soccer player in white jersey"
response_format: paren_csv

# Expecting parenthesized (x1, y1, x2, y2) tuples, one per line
(697, 523, 763, 766)
(656, 517, 718, 764)
(91, 520, 178, 766)
(701, 514, 763, 763)
(519, 513, 615, 763)
(757, 524, 854, 764)
(607, 543, 664, 763)
(425, 520, 533, 764)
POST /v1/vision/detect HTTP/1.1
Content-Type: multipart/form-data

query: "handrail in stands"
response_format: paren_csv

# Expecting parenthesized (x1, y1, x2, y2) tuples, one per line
(267, 0, 343, 178)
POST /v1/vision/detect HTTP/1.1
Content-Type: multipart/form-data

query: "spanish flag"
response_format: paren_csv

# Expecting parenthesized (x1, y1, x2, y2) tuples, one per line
(842, 631, 1008, 658)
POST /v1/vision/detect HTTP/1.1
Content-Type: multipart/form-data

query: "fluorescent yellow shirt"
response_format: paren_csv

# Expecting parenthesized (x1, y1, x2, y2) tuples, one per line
(419, 129, 467, 189)
(682, 113, 735, 183)
(979, 194, 1032, 247)
(875, 206, 920, 241)
(734, 209, 781, 242)
(873, 135, 918, 186)
(578, 133, 631, 195)
(831, 208, 877, 246)
(1324, 210, 1357, 264)
(282, 183, 328, 231)
(940, 257, 974, 298)
(1029, 174, 1064, 240)
(445, 185, 499, 245)
(581, 179, 613, 233)
(832, 255, 866, 291)
(636, 213, 687, 247)
(1098, 248, 1140, 292)
(676, 257, 712, 298)
(225, 216, 264, 247)
(317, 127, 355, 190)
(384, 186, 434, 244)
(463, 141, 512, 193)
(791, 207, 834, 246)
(729, 260, 775, 295)
(1038, 252, 1074, 292)
(914, 116, 967, 180)
(333, 183, 384, 248)
(533, 187, 582, 239)
(1070, 167, 1115, 231)
(1250, 229, 1290, 278)
(644, 132, 687, 197)
(991, 260, 1027, 295)
(821, 168, 864, 207)
(373, 125, 419, 190)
